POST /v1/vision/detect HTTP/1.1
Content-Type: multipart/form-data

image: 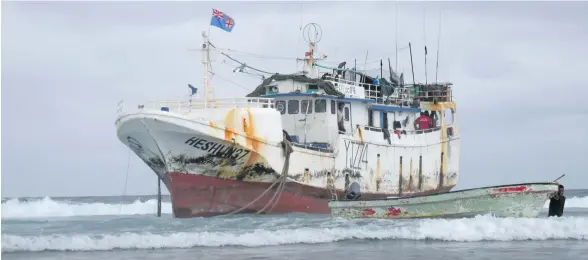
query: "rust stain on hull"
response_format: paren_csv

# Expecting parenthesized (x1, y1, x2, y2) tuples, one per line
(224, 127, 236, 141)
(409, 158, 414, 192)
(223, 108, 265, 168)
(243, 109, 261, 166)
(223, 109, 237, 142)
(421, 101, 456, 190)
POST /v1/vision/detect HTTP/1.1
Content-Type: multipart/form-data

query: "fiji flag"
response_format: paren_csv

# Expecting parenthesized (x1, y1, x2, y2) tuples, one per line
(210, 9, 235, 32)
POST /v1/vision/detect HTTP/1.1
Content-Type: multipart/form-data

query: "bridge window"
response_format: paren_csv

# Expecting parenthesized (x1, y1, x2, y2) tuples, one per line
(344, 107, 350, 121)
(301, 100, 313, 114)
(330, 100, 336, 114)
(267, 85, 279, 94)
(288, 100, 299, 114)
(275, 101, 286, 115)
(368, 110, 373, 126)
(315, 99, 327, 113)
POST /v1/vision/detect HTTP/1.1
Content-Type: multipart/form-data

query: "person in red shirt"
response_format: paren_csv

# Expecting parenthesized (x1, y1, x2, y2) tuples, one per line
(414, 112, 432, 132)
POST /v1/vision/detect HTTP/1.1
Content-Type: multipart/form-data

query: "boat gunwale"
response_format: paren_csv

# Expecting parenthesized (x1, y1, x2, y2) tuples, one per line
(329, 182, 559, 203)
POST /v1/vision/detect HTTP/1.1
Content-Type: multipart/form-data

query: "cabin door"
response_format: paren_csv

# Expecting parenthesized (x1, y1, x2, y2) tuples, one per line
(337, 102, 352, 134)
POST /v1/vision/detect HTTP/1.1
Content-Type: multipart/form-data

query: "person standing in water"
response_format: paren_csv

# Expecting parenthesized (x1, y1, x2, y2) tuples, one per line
(548, 184, 566, 217)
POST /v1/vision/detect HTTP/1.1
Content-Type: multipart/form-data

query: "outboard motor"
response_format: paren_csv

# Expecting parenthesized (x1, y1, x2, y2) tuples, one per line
(345, 182, 361, 200)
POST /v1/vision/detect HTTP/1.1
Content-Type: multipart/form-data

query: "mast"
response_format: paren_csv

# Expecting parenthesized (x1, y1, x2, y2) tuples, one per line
(303, 41, 316, 77)
(423, 9, 428, 85)
(409, 42, 415, 85)
(435, 11, 442, 84)
(380, 59, 383, 79)
(395, 0, 399, 72)
(202, 31, 211, 108)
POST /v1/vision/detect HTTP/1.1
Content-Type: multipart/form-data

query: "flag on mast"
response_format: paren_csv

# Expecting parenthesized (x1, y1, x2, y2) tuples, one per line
(188, 84, 198, 96)
(210, 9, 235, 32)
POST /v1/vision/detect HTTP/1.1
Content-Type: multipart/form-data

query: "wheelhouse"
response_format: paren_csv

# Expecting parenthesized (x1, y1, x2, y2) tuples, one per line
(246, 70, 455, 153)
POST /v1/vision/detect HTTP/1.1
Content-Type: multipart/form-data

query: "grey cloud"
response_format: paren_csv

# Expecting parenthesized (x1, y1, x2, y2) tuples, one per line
(2, 1, 587, 197)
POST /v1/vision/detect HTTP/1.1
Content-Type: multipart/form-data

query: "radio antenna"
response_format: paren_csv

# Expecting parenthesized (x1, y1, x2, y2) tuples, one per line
(435, 11, 442, 83)
(395, 0, 399, 72)
(423, 9, 428, 85)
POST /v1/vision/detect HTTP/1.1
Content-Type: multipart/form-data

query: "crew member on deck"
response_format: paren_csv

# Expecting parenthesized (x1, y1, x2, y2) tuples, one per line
(548, 184, 566, 217)
(429, 111, 438, 128)
(423, 111, 432, 129)
(414, 112, 432, 132)
(327, 172, 335, 188)
(393, 121, 402, 138)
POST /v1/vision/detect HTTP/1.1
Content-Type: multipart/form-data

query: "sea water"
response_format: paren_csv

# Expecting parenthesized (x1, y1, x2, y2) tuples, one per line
(2, 190, 588, 260)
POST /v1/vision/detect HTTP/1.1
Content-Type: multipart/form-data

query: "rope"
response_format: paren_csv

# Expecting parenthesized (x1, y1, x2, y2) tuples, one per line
(225, 48, 299, 60)
(220, 132, 293, 217)
(258, 146, 291, 214)
(256, 136, 293, 214)
(257, 176, 286, 214)
(119, 149, 131, 213)
(208, 70, 251, 91)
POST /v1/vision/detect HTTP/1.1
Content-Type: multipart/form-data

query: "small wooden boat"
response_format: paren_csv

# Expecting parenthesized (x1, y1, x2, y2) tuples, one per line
(328, 182, 559, 219)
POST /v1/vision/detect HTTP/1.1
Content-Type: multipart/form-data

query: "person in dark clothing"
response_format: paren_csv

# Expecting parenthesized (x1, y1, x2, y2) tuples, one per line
(344, 174, 350, 191)
(548, 184, 566, 217)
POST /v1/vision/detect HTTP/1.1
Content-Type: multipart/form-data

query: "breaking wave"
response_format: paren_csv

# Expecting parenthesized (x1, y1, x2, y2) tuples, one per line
(2, 215, 586, 252)
(2, 196, 588, 220)
(1, 197, 173, 219)
(542, 196, 588, 209)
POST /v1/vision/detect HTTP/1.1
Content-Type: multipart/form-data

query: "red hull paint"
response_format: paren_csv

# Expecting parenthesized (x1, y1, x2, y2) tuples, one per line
(167, 172, 453, 218)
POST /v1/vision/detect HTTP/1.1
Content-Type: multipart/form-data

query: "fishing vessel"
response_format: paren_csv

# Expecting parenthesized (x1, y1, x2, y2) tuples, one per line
(115, 22, 460, 218)
(328, 182, 560, 219)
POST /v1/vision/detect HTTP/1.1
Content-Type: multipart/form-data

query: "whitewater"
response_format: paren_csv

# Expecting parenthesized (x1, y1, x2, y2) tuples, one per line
(2, 193, 588, 260)
(3, 196, 588, 220)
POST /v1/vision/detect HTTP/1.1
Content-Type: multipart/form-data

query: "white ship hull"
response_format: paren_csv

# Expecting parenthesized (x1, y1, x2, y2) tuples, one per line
(117, 107, 460, 192)
(116, 98, 461, 217)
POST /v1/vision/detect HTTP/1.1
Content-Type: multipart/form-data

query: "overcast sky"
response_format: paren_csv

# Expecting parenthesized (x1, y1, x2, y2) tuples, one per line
(2, 1, 587, 198)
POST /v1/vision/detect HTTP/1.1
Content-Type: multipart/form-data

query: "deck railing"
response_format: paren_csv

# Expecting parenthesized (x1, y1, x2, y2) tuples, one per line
(323, 76, 415, 105)
(357, 124, 458, 144)
(323, 75, 360, 88)
(119, 97, 276, 115)
(323, 76, 455, 105)
(322, 76, 365, 98)
(363, 84, 414, 106)
(411, 83, 453, 102)
(361, 125, 443, 136)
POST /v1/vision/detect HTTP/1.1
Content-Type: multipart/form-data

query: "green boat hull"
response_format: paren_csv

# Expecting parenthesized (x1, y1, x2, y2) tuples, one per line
(328, 182, 559, 219)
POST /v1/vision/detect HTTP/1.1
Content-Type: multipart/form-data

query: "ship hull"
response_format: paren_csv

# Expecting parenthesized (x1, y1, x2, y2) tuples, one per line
(168, 172, 453, 218)
(115, 101, 461, 218)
